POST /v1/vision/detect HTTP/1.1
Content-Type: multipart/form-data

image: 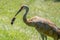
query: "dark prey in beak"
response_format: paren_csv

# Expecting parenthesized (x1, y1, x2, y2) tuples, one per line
(11, 17, 16, 25)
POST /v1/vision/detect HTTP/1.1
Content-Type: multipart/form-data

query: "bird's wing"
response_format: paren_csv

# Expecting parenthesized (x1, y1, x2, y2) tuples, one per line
(28, 16, 57, 27)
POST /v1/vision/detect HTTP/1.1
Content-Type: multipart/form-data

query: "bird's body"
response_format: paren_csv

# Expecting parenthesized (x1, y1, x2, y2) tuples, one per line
(11, 5, 60, 40)
(26, 16, 60, 38)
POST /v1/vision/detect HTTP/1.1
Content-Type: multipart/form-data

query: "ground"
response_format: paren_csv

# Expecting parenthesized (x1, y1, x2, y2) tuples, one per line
(0, 0, 60, 40)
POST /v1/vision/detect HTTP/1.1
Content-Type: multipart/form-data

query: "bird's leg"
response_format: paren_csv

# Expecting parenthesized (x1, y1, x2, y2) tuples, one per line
(54, 36, 58, 40)
(54, 38, 58, 40)
(40, 33, 47, 40)
(44, 35, 47, 40)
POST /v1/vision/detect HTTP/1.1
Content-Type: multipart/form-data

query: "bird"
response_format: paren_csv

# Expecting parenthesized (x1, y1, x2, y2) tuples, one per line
(11, 5, 60, 40)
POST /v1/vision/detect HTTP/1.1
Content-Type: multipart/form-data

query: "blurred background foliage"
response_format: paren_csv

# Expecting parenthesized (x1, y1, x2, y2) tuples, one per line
(0, 0, 60, 40)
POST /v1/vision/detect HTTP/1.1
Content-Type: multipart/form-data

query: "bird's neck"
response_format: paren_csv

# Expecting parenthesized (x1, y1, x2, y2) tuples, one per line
(23, 8, 29, 24)
(23, 8, 35, 27)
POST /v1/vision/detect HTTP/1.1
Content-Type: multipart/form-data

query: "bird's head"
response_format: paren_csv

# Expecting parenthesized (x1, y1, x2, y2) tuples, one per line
(20, 5, 29, 10)
(11, 5, 29, 25)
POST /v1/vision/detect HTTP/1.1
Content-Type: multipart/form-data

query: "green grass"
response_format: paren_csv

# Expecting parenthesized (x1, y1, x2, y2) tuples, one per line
(0, 0, 60, 40)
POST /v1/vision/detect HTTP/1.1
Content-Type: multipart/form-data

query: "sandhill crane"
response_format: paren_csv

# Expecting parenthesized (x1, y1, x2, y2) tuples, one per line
(11, 5, 60, 40)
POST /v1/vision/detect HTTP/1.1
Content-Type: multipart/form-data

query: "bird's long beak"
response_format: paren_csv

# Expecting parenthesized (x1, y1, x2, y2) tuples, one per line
(11, 6, 23, 25)
(15, 7, 23, 16)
